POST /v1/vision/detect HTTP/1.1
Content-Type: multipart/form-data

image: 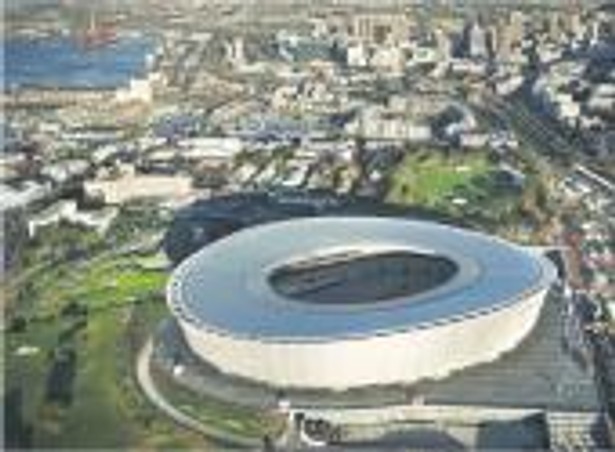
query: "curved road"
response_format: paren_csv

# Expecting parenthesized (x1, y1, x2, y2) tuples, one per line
(135, 336, 263, 449)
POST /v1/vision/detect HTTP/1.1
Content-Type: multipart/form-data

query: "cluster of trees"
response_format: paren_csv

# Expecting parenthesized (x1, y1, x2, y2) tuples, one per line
(45, 347, 78, 408)
(106, 201, 168, 245)
(3, 209, 29, 272)
(24, 221, 103, 267)
(17, 199, 168, 274)
(4, 388, 34, 448)
(44, 300, 89, 409)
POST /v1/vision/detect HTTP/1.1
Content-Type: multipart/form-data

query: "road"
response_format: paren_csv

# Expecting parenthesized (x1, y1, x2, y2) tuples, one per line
(135, 336, 263, 450)
(476, 92, 574, 177)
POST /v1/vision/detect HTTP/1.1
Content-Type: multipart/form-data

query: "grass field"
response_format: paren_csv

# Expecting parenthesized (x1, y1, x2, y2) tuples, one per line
(35, 310, 135, 448)
(5, 247, 205, 449)
(17, 254, 168, 320)
(386, 151, 491, 207)
(385, 149, 548, 243)
(5, 216, 287, 450)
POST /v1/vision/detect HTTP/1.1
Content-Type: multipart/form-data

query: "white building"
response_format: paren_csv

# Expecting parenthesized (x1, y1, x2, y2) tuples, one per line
(168, 217, 556, 390)
(450, 59, 487, 77)
(435, 28, 452, 62)
(115, 77, 155, 104)
(553, 94, 581, 126)
(460, 132, 489, 149)
(347, 108, 432, 143)
(493, 73, 524, 96)
(587, 84, 615, 114)
(41, 159, 90, 185)
(0, 181, 51, 213)
(226, 36, 246, 68)
(27, 200, 118, 237)
(176, 137, 243, 163)
(536, 44, 564, 65)
(346, 42, 369, 67)
(408, 46, 438, 66)
(468, 22, 488, 59)
(85, 170, 194, 205)
(370, 44, 406, 75)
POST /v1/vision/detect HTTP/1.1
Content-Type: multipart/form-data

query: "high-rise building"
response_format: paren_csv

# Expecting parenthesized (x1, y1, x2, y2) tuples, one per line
(548, 13, 562, 43)
(565, 12, 585, 41)
(346, 41, 369, 67)
(494, 18, 514, 62)
(486, 25, 499, 60)
(351, 14, 409, 45)
(468, 22, 488, 60)
(435, 28, 452, 61)
(509, 11, 525, 45)
(589, 18, 603, 46)
(226, 37, 245, 67)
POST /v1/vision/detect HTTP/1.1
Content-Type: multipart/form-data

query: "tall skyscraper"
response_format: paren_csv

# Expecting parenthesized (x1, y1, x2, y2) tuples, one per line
(565, 12, 585, 41)
(495, 19, 514, 62)
(435, 28, 452, 61)
(509, 11, 525, 45)
(468, 22, 488, 59)
(486, 25, 499, 60)
(351, 14, 409, 45)
(226, 37, 246, 67)
(548, 13, 563, 43)
(589, 18, 603, 45)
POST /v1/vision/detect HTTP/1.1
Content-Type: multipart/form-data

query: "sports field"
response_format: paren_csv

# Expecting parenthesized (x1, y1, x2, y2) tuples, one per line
(386, 151, 491, 207)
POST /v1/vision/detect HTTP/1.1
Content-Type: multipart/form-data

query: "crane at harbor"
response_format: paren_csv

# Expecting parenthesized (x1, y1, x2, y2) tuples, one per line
(60, 1, 118, 49)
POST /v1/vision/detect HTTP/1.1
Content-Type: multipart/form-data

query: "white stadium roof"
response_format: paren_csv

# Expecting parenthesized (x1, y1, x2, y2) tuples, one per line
(168, 217, 556, 341)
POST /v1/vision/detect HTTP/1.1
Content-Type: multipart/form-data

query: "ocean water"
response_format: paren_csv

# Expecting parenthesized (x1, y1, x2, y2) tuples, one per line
(4, 35, 156, 90)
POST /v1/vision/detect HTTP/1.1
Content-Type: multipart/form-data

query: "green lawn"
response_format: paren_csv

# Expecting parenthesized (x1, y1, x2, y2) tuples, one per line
(37, 309, 134, 448)
(5, 248, 206, 449)
(20, 255, 168, 319)
(6, 235, 280, 449)
(385, 149, 548, 242)
(386, 151, 491, 207)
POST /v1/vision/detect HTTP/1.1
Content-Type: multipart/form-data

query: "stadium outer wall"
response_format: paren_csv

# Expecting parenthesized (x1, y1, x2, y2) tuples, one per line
(175, 286, 549, 391)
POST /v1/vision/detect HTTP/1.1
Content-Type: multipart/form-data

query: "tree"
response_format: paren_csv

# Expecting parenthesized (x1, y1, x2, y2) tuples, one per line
(8, 315, 28, 334)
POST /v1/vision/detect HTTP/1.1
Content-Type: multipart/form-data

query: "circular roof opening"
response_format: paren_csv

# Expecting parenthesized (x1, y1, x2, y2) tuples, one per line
(268, 250, 458, 305)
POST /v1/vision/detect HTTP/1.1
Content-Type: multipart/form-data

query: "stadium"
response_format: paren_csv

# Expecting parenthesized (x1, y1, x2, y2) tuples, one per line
(167, 217, 557, 390)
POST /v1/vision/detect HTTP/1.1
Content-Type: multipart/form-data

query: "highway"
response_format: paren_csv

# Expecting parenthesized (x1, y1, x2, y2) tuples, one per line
(491, 95, 573, 154)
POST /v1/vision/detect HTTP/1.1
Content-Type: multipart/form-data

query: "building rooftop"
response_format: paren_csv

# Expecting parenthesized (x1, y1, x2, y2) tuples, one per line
(168, 216, 556, 340)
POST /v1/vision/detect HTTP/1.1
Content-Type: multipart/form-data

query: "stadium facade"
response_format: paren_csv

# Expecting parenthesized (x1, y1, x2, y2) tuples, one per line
(167, 217, 557, 390)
